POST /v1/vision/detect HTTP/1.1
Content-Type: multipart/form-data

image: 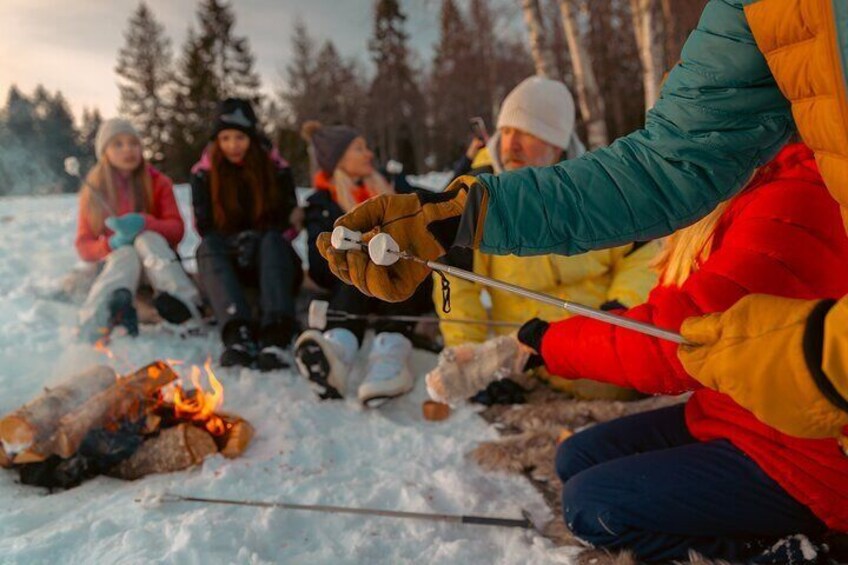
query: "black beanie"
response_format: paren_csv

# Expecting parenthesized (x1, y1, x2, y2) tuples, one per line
(301, 120, 360, 176)
(211, 98, 259, 139)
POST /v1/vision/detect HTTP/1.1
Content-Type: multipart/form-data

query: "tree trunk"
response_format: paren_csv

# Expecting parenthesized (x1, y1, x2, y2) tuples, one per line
(661, 0, 677, 69)
(0, 365, 118, 459)
(108, 423, 217, 480)
(630, 0, 664, 110)
(558, 0, 609, 148)
(52, 361, 178, 459)
(522, 0, 558, 79)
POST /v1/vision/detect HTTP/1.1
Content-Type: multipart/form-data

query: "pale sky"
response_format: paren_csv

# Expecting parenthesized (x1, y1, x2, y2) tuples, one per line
(0, 0, 458, 121)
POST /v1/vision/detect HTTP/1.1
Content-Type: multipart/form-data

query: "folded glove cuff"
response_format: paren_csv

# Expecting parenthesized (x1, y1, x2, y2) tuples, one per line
(518, 318, 549, 370)
(454, 182, 487, 249)
(804, 299, 848, 414)
(418, 186, 467, 251)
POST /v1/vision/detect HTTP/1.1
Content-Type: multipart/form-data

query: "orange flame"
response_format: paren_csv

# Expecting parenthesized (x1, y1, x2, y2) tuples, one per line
(173, 358, 226, 436)
(94, 338, 115, 360)
(93, 338, 133, 374)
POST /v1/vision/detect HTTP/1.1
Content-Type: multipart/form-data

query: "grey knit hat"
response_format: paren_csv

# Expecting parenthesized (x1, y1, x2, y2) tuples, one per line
(301, 121, 360, 176)
(95, 118, 141, 160)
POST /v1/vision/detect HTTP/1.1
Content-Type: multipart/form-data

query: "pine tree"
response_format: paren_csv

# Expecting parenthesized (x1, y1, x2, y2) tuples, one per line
(115, 2, 173, 163)
(165, 27, 219, 179)
(79, 108, 103, 171)
(367, 0, 426, 172)
(4, 86, 36, 141)
(0, 86, 81, 195)
(40, 91, 79, 191)
(429, 0, 479, 167)
(279, 20, 321, 128)
(163, 0, 262, 179)
(315, 42, 368, 129)
(196, 0, 262, 104)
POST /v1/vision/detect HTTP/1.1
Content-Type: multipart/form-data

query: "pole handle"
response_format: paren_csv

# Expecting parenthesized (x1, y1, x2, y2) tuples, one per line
(461, 515, 533, 529)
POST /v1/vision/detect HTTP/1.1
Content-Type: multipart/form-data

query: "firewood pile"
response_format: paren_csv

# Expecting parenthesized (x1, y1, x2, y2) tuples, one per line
(0, 361, 253, 488)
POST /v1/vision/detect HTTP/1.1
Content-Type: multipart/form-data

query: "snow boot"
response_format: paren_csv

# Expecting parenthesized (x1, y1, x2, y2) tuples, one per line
(153, 291, 194, 325)
(257, 346, 289, 372)
(220, 321, 257, 368)
(107, 288, 138, 338)
(257, 318, 295, 372)
(294, 328, 357, 399)
(358, 332, 413, 408)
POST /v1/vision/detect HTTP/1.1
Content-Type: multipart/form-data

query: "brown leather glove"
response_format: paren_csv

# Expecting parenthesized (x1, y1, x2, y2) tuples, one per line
(317, 176, 476, 302)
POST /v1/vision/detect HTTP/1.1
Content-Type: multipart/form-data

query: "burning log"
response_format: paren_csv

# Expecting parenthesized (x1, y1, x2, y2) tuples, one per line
(108, 423, 217, 480)
(52, 361, 177, 459)
(219, 416, 254, 459)
(0, 365, 118, 460)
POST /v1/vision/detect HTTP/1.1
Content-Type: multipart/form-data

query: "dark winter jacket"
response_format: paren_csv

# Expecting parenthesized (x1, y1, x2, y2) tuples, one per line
(538, 144, 848, 532)
(189, 146, 297, 238)
(305, 189, 344, 290)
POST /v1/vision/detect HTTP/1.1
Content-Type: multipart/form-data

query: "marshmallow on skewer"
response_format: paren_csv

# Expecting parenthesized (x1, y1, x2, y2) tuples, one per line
(308, 300, 330, 330)
(368, 233, 401, 266)
(330, 226, 363, 251)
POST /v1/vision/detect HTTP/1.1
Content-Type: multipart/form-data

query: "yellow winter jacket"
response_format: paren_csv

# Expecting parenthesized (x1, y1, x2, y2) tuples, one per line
(436, 245, 659, 346)
(677, 0, 848, 442)
(435, 243, 659, 399)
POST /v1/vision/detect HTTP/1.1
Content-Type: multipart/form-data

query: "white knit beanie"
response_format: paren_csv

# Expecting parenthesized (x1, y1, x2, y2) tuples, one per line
(496, 76, 577, 151)
(95, 118, 140, 160)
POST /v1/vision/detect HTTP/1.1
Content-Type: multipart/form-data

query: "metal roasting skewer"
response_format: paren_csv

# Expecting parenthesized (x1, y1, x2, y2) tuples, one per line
(331, 228, 689, 345)
(143, 493, 534, 530)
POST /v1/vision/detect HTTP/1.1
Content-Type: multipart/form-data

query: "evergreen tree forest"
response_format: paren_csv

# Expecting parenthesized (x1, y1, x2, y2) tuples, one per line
(0, 0, 707, 194)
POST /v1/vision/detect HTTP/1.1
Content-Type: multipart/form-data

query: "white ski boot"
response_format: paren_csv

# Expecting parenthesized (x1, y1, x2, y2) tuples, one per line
(358, 332, 414, 408)
(294, 328, 358, 399)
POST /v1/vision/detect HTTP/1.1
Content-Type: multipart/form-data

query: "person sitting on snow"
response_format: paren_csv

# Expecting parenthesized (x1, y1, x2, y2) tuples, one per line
(76, 118, 202, 342)
(436, 77, 659, 401)
(190, 98, 301, 371)
(295, 121, 433, 407)
(317, 0, 848, 449)
(426, 142, 848, 563)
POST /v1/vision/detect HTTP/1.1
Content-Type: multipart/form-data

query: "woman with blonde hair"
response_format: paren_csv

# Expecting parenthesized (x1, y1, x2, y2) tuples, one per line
(427, 143, 848, 562)
(75, 118, 200, 342)
(296, 120, 432, 407)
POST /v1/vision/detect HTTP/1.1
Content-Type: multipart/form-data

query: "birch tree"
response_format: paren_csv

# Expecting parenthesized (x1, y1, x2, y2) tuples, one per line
(558, 0, 608, 148)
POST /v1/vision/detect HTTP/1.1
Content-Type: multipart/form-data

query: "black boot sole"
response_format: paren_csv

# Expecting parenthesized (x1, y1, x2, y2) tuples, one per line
(153, 292, 193, 324)
(257, 352, 290, 372)
(294, 341, 343, 400)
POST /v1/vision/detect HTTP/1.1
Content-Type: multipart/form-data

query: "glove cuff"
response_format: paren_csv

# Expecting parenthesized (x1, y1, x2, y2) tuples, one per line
(454, 180, 487, 249)
(419, 184, 468, 252)
(517, 318, 549, 370)
(804, 299, 848, 414)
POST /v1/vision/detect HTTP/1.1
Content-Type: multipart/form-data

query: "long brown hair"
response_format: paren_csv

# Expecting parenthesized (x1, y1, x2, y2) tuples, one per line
(81, 158, 154, 236)
(208, 138, 277, 231)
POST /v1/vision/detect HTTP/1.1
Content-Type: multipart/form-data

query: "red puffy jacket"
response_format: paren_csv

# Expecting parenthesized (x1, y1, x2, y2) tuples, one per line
(540, 144, 848, 531)
(75, 166, 184, 262)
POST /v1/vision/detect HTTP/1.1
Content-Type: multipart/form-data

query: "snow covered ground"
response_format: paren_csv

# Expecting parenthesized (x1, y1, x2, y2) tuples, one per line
(0, 187, 575, 564)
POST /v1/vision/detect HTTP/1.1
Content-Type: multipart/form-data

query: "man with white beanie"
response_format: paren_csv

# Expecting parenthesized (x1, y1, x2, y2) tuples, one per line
(436, 76, 659, 401)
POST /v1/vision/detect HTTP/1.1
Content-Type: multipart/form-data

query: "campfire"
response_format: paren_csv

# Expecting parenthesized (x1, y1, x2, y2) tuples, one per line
(0, 360, 253, 489)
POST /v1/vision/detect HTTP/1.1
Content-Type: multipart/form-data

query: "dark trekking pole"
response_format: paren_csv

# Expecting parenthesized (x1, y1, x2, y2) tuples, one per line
(140, 493, 535, 530)
(308, 299, 522, 330)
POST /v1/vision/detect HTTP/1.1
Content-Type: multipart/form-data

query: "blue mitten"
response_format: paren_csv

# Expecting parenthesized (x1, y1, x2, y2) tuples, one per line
(108, 232, 133, 249)
(105, 213, 145, 241)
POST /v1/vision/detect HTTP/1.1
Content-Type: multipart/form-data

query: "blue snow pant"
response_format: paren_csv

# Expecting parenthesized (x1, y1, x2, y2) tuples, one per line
(555, 404, 827, 563)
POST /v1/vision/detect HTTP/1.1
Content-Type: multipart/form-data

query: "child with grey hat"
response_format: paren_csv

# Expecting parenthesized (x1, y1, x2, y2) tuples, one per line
(75, 118, 202, 342)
